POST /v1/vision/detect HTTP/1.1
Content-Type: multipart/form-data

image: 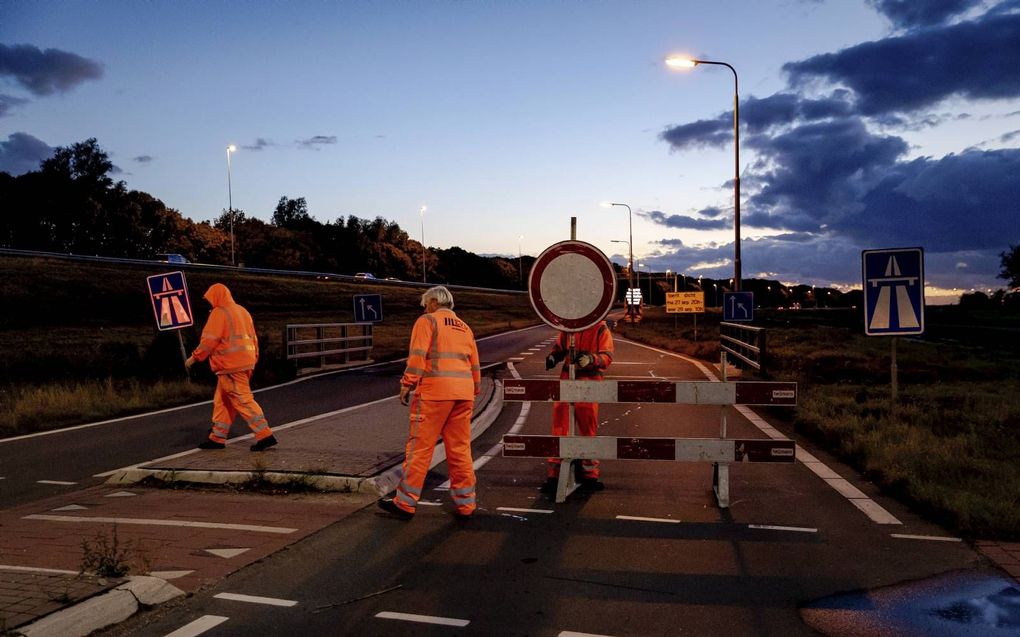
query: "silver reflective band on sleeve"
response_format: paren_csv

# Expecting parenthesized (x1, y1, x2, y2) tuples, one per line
(404, 366, 427, 376)
(423, 370, 474, 379)
(409, 348, 428, 357)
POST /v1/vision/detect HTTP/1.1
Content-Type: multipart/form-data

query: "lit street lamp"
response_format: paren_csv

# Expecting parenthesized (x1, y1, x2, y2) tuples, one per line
(665, 56, 741, 291)
(419, 205, 427, 283)
(226, 144, 236, 266)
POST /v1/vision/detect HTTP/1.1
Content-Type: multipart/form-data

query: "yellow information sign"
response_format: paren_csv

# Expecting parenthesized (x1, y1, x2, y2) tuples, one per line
(666, 291, 705, 313)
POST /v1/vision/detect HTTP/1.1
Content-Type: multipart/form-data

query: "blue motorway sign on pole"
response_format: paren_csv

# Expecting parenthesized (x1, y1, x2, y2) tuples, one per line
(862, 247, 925, 336)
(146, 271, 194, 331)
(353, 294, 383, 323)
(723, 291, 754, 322)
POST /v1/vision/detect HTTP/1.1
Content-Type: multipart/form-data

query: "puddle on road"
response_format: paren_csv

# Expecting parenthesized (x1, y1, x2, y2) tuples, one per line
(801, 570, 1020, 636)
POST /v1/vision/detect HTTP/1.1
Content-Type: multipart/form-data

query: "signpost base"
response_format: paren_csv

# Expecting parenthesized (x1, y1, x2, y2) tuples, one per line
(554, 458, 583, 503)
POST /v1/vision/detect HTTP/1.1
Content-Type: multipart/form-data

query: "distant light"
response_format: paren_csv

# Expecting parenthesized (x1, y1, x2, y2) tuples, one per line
(665, 57, 697, 69)
(227, 144, 236, 152)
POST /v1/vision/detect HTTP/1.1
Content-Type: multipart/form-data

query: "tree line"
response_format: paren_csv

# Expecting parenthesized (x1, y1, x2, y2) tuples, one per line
(0, 138, 531, 289)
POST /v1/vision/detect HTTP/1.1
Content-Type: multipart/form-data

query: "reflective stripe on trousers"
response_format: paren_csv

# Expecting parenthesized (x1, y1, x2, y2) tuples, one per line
(394, 395, 476, 516)
(208, 371, 273, 443)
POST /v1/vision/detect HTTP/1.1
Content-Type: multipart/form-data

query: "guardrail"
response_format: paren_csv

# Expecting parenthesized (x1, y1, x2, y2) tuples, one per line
(719, 321, 767, 375)
(285, 322, 373, 371)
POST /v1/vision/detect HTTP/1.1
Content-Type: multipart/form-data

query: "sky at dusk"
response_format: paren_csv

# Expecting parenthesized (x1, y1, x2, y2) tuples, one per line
(2, 0, 1018, 300)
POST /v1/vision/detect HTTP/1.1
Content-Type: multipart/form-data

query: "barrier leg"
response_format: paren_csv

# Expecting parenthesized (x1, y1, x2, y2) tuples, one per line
(555, 458, 582, 503)
(713, 462, 730, 508)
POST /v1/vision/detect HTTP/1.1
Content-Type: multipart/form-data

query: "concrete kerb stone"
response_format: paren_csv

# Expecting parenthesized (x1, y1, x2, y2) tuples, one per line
(104, 378, 505, 496)
(19, 576, 183, 637)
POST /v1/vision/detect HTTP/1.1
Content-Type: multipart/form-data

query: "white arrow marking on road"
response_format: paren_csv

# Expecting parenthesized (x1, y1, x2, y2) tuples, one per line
(205, 548, 251, 559)
(51, 504, 88, 511)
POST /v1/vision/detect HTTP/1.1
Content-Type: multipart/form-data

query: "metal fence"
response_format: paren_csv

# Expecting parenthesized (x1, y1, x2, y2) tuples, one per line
(285, 322, 373, 371)
(719, 321, 767, 375)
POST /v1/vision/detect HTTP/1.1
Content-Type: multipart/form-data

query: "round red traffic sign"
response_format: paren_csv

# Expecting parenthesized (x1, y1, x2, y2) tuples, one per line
(528, 240, 617, 332)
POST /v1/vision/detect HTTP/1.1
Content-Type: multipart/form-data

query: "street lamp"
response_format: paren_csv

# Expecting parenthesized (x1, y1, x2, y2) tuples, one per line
(665, 56, 741, 291)
(419, 205, 427, 283)
(602, 202, 635, 299)
(226, 144, 236, 266)
(518, 234, 524, 285)
(610, 239, 631, 298)
(639, 263, 648, 302)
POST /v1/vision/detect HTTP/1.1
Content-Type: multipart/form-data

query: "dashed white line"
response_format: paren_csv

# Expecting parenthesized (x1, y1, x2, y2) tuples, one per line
(36, 480, 76, 485)
(0, 564, 78, 575)
(519, 351, 535, 356)
(214, 592, 298, 607)
(616, 515, 681, 524)
(24, 514, 297, 534)
(376, 611, 470, 627)
(748, 524, 818, 533)
(560, 631, 616, 637)
(163, 615, 229, 637)
(497, 507, 554, 514)
(890, 533, 962, 542)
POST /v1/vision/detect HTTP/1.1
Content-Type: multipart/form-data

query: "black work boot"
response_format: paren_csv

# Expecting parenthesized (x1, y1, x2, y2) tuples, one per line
(377, 498, 414, 520)
(198, 439, 225, 450)
(250, 435, 278, 451)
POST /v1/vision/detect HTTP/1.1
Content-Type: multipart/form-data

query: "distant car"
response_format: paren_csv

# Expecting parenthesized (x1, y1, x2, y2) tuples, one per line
(354, 272, 376, 279)
(384, 276, 399, 281)
(156, 253, 189, 264)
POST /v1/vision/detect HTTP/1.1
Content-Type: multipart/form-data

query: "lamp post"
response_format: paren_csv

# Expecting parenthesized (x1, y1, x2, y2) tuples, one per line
(639, 263, 648, 303)
(603, 202, 635, 298)
(665, 56, 741, 291)
(610, 239, 631, 302)
(518, 234, 524, 285)
(419, 205, 427, 283)
(226, 144, 236, 266)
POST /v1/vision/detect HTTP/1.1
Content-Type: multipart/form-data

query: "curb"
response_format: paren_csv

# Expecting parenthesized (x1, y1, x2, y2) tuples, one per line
(19, 576, 183, 637)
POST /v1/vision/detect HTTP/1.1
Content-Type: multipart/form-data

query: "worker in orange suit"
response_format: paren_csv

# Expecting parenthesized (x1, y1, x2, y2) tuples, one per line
(543, 320, 614, 491)
(378, 286, 481, 521)
(185, 283, 277, 451)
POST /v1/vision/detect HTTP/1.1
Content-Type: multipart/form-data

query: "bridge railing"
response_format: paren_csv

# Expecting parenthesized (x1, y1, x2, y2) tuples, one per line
(284, 322, 373, 372)
(720, 321, 767, 375)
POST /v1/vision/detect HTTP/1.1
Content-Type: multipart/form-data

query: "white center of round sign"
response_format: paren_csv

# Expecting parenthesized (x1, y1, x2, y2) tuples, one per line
(539, 253, 603, 320)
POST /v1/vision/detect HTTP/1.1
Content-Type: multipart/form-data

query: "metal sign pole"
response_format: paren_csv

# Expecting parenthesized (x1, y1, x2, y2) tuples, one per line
(176, 330, 191, 382)
(891, 336, 898, 405)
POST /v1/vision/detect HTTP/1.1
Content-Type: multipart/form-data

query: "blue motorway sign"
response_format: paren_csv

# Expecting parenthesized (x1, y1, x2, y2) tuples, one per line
(146, 271, 194, 331)
(723, 291, 754, 322)
(353, 294, 383, 323)
(862, 247, 925, 336)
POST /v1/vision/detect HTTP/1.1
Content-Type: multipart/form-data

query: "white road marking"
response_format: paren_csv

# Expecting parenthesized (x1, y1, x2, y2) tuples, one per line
(748, 524, 818, 533)
(528, 347, 543, 351)
(519, 351, 535, 356)
(24, 514, 297, 534)
(890, 533, 962, 542)
(205, 548, 251, 559)
(508, 357, 525, 361)
(616, 515, 681, 524)
(376, 611, 470, 627)
(149, 570, 194, 580)
(560, 632, 617, 637)
(416, 500, 443, 506)
(37, 480, 76, 485)
(214, 592, 298, 607)
(52, 504, 88, 511)
(0, 564, 77, 575)
(497, 507, 554, 514)
(163, 615, 229, 637)
(617, 336, 904, 527)
(105, 491, 138, 497)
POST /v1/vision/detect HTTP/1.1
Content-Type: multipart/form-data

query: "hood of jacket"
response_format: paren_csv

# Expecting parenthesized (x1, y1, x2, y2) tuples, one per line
(203, 283, 235, 308)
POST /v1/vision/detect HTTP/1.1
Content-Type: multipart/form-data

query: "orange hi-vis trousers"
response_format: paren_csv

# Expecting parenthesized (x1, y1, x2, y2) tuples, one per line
(548, 401, 600, 479)
(208, 371, 273, 444)
(393, 395, 477, 516)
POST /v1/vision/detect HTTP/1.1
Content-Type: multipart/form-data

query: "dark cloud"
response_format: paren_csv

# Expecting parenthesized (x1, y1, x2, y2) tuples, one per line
(0, 93, 29, 117)
(0, 44, 103, 96)
(641, 209, 730, 231)
(1000, 129, 1020, 143)
(784, 11, 1020, 115)
(865, 0, 982, 28)
(133, 155, 153, 164)
(298, 135, 337, 148)
(0, 132, 53, 175)
(242, 138, 275, 151)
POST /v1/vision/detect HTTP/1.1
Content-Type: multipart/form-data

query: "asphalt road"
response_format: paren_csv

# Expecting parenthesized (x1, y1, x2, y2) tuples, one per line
(96, 331, 986, 637)
(0, 325, 545, 508)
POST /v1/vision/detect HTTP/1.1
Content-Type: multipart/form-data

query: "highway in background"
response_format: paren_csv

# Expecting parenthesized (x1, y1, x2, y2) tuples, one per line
(97, 334, 987, 637)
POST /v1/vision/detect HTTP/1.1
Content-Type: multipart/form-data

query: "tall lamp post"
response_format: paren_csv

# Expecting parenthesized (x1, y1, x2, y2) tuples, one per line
(226, 144, 237, 266)
(518, 234, 524, 285)
(665, 56, 741, 291)
(603, 202, 635, 297)
(419, 205, 427, 283)
(610, 239, 631, 302)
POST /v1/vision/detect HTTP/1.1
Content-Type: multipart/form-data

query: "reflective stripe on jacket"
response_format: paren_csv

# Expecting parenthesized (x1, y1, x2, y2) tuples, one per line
(553, 321, 614, 379)
(191, 283, 259, 375)
(401, 308, 481, 400)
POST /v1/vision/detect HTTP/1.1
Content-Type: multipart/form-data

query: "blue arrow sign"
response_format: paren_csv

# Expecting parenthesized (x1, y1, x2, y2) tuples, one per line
(862, 247, 924, 336)
(353, 294, 383, 323)
(146, 271, 194, 331)
(723, 291, 754, 322)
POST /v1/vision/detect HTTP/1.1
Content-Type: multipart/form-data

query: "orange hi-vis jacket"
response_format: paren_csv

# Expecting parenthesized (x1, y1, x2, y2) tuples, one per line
(552, 321, 614, 379)
(401, 308, 481, 401)
(191, 283, 259, 375)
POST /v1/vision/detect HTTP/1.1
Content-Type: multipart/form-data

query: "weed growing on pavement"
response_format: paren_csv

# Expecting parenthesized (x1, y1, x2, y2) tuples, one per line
(80, 525, 134, 578)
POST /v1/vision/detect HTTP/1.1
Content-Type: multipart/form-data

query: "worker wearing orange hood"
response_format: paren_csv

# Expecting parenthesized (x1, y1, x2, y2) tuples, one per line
(185, 283, 277, 451)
